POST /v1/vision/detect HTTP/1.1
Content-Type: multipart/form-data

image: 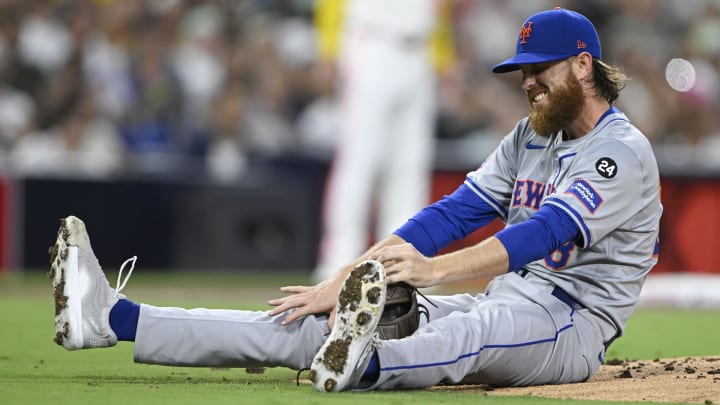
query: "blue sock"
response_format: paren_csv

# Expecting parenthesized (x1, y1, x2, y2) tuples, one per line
(360, 351, 380, 383)
(109, 299, 140, 341)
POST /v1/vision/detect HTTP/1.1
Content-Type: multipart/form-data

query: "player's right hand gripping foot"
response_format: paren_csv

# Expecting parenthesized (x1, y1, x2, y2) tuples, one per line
(309, 260, 387, 392)
(48, 215, 137, 350)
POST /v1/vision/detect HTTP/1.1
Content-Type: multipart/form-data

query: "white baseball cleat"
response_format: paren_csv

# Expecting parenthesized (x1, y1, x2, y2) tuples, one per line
(309, 260, 387, 392)
(48, 215, 136, 350)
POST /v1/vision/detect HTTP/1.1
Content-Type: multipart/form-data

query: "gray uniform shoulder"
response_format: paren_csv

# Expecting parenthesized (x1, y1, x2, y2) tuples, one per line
(592, 117, 650, 149)
(586, 116, 659, 176)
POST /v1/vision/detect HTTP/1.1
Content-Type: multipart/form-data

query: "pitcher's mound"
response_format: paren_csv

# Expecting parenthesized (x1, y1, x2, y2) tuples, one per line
(436, 356, 720, 403)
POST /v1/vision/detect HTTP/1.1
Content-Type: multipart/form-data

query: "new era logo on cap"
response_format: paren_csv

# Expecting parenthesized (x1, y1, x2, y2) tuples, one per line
(492, 8, 602, 73)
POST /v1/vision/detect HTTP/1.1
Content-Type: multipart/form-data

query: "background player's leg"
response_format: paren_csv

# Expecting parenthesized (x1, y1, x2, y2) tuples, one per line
(377, 50, 435, 239)
(313, 36, 395, 282)
(133, 305, 328, 370)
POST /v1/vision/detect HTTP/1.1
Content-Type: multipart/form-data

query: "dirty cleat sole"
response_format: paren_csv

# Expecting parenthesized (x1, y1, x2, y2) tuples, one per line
(48, 216, 121, 350)
(310, 260, 387, 392)
(49, 218, 85, 348)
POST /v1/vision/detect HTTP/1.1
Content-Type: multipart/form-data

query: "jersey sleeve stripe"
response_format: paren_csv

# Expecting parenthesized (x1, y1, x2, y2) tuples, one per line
(464, 178, 508, 220)
(544, 197, 592, 248)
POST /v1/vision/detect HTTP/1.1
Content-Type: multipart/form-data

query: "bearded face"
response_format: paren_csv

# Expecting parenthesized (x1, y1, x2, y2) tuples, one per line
(528, 67, 585, 136)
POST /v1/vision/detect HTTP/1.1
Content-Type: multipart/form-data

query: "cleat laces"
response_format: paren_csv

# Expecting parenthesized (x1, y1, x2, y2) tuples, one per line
(114, 256, 137, 298)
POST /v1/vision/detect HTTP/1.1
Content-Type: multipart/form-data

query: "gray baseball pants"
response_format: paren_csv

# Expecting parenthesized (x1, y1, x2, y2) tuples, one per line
(133, 272, 606, 388)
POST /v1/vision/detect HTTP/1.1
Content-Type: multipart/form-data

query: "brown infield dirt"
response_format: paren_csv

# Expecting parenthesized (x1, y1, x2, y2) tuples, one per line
(434, 356, 720, 404)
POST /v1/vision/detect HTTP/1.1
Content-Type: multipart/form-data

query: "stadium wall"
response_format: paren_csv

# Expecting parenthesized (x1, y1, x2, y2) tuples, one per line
(3, 163, 719, 276)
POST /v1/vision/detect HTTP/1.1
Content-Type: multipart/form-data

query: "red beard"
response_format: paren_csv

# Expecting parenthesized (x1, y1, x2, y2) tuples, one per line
(528, 70, 585, 136)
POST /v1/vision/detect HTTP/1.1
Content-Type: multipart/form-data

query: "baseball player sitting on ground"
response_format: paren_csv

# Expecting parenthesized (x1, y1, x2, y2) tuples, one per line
(49, 8, 661, 392)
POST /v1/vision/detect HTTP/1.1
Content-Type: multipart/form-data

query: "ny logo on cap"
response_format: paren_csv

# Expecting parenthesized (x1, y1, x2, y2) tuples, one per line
(519, 22, 534, 44)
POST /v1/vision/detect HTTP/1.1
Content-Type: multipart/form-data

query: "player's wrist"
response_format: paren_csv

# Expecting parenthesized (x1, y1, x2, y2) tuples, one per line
(427, 257, 450, 286)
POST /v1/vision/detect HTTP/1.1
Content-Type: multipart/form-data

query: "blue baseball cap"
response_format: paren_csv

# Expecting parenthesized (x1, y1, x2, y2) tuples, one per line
(492, 8, 601, 74)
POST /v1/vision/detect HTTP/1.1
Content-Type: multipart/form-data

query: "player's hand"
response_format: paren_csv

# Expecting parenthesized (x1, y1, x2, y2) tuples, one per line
(370, 243, 439, 287)
(267, 276, 343, 326)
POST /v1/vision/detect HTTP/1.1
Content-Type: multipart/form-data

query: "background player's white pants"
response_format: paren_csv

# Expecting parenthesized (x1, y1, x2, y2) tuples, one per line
(133, 273, 606, 387)
(314, 24, 436, 282)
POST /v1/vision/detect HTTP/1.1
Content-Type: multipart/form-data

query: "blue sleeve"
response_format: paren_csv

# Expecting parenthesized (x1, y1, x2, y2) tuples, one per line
(394, 183, 499, 257)
(495, 204, 581, 272)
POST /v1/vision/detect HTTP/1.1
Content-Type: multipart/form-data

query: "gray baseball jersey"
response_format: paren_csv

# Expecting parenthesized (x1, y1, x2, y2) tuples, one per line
(362, 108, 662, 389)
(466, 108, 661, 344)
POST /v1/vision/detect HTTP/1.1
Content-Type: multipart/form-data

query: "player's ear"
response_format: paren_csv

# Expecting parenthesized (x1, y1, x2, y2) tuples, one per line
(574, 52, 594, 78)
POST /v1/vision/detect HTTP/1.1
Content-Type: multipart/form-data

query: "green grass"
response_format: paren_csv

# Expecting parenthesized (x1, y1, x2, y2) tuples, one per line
(1, 271, 719, 405)
(606, 309, 720, 361)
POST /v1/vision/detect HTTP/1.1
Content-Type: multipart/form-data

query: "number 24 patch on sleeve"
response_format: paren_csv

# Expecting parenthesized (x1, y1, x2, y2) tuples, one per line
(595, 157, 617, 179)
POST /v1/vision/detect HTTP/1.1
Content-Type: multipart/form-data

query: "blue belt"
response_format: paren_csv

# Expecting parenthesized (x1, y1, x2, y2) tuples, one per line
(514, 269, 584, 310)
(550, 284, 584, 310)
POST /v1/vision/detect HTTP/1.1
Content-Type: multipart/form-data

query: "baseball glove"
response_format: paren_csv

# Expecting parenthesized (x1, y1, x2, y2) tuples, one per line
(375, 282, 431, 340)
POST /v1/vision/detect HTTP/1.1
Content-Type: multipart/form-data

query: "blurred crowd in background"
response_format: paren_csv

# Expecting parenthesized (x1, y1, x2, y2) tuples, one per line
(0, 0, 718, 181)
